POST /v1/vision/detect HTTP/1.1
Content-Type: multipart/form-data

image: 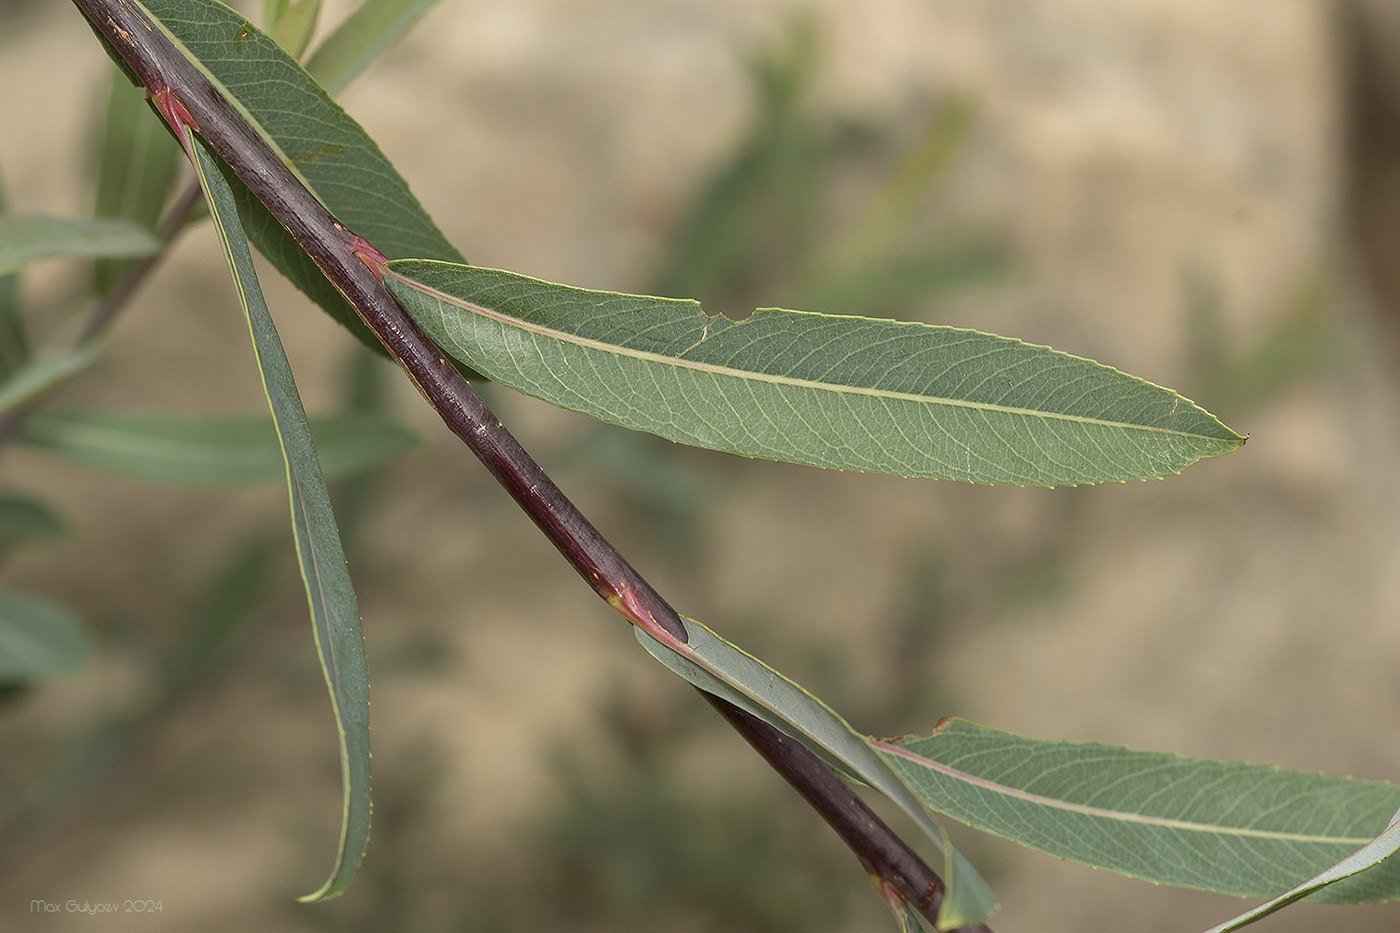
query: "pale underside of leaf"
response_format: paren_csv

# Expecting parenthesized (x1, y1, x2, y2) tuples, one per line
(386, 260, 1245, 487)
(1202, 814, 1400, 931)
(875, 719, 1400, 903)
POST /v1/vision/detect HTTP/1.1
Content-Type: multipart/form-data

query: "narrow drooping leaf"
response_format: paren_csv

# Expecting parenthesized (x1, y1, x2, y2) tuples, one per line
(17, 410, 416, 487)
(0, 346, 101, 416)
(305, 0, 444, 96)
(180, 116, 370, 902)
(0, 215, 160, 276)
(872, 719, 1400, 903)
(0, 179, 28, 378)
(635, 615, 998, 928)
(93, 69, 180, 294)
(126, 0, 463, 351)
(1202, 814, 1400, 931)
(0, 496, 67, 562)
(386, 260, 1245, 486)
(0, 585, 91, 680)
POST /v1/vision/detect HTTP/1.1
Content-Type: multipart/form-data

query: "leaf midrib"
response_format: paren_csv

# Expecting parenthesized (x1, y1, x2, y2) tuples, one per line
(874, 740, 1370, 846)
(392, 270, 1216, 441)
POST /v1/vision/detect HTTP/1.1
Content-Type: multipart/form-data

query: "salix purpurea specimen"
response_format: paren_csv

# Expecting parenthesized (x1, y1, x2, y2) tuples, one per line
(0, 2, 1388, 929)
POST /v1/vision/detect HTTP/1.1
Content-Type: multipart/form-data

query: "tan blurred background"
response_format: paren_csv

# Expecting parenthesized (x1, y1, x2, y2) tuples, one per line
(4, 1, 1400, 930)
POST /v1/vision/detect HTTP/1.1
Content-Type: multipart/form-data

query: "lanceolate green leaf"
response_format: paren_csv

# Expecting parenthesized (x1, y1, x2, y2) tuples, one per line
(634, 616, 998, 928)
(873, 719, 1400, 903)
(305, 0, 444, 96)
(17, 410, 417, 487)
(0, 215, 160, 276)
(386, 260, 1245, 486)
(1203, 815, 1400, 931)
(182, 120, 370, 902)
(126, 0, 463, 351)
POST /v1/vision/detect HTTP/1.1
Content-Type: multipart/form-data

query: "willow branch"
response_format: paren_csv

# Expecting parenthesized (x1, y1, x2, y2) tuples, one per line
(68, 2, 984, 926)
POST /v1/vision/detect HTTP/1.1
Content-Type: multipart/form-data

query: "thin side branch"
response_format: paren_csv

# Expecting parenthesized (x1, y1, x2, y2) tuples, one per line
(69, 2, 984, 926)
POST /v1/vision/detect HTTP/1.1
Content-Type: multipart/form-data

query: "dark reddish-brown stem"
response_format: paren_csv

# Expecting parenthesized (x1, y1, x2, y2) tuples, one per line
(703, 695, 994, 932)
(96, 0, 684, 640)
(69, 2, 987, 927)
